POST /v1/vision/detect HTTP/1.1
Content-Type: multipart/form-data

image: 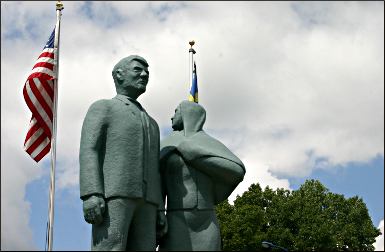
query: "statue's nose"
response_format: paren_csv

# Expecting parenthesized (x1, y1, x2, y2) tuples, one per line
(140, 70, 148, 77)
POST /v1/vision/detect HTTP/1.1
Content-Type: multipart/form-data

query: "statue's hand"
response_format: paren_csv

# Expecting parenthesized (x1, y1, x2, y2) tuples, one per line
(83, 195, 105, 225)
(156, 211, 168, 244)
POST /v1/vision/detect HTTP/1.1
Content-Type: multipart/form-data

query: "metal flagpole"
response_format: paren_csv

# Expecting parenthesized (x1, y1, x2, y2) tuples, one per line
(189, 40, 196, 91)
(46, 1, 63, 251)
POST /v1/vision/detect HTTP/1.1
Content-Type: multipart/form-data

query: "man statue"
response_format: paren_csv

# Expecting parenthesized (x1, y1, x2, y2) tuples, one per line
(158, 101, 246, 250)
(79, 55, 166, 250)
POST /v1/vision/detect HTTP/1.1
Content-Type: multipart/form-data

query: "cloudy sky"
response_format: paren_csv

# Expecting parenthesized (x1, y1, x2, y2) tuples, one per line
(1, 1, 384, 250)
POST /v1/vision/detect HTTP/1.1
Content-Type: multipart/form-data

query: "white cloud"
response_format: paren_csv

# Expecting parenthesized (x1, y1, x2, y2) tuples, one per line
(1, 1, 383, 250)
(374, 220, 384, 251)
(228, 156, 291, 203)
(1, 115, 43, 250)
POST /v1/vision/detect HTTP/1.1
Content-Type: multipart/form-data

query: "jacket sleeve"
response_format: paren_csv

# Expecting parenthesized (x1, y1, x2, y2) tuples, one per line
(158, 158, 167, 211)
(177, 136, 246, 204)
(79, 100, 109, 200)
(177, 136, 245, 183)
(187, 156, 245, 184)
(158, 145, 177, 211)
(188, 156, 245, 204)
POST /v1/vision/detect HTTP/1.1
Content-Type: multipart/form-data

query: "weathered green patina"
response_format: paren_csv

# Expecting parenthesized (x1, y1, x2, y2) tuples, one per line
(79, 55, 166, 251)
(158, 101, 246, 251)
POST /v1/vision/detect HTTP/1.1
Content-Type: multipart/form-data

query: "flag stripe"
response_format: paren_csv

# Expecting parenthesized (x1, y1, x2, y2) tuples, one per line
(38, 52, 55, 59)
(23, 82, 52, 139)
(39, 48, 55, 57)
(24, 126, 45, 150)
(44, 80, 54, 99)
(27, 72, 55, 81)
(33, 62, 54, 71)
(30, 137, 51, 159)
(37, 78, 54, 101)
(41, 48, 55, 53)
(29, 67, 56, 79)
(35, 56, 55, 64)
(24, 118, 40, 145)
(25, 80, 53, 129)
(30, 78, 54, 118)
(33, 143, 51, 162)
(46, 79, 54, 90)
(25, 131, 49, 155)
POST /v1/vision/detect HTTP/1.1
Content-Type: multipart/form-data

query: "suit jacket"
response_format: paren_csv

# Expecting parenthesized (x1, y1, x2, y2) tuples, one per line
(79, 94, 162, 205)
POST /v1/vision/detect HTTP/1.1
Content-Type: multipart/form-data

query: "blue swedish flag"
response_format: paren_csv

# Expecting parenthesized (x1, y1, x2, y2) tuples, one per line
(188, 61, 198, 103)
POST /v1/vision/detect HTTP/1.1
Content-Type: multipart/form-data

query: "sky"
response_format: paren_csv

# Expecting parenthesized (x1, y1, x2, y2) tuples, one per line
(1, 1, 384, 250)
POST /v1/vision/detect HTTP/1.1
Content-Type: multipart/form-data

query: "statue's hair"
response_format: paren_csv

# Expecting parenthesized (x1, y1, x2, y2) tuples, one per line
(112, 55, 149, 85)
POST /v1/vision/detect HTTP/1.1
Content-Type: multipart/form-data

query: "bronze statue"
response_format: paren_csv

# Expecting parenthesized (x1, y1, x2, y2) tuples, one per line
(79, 55, 166, 250)
(158, 101, 246, 250)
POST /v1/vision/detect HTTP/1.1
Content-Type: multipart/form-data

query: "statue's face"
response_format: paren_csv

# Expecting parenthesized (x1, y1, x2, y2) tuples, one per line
(171, 107, 183, 130)
(121, 60, 149, 93)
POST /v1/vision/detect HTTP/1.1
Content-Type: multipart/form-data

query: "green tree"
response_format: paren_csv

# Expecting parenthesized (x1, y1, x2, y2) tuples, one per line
(216, 179, 381, 251)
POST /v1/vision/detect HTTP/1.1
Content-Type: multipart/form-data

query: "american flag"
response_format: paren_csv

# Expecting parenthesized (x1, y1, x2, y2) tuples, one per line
(23, 28, 57, 162)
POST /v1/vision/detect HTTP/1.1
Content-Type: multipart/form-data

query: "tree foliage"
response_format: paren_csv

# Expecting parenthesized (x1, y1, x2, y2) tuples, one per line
(216, 179, 381, 251)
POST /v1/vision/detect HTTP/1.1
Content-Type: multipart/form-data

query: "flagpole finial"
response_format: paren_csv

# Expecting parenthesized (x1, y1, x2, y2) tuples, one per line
(56, 1, 64, 10)
(189, 40, 195, 48)
(189, 41, 196, 54)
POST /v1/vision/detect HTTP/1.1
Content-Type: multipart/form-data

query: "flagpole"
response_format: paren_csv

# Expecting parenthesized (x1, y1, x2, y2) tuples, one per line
(46, 1, 63, 251)
(188, 40, 196, 91)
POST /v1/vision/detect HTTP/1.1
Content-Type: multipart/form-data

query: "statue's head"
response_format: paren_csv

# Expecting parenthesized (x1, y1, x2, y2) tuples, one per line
(171, 101, 206, 136)
(112, 55, 149, 99)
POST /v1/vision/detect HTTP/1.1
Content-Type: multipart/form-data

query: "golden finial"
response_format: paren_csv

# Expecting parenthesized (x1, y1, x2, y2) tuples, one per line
(189, 40, 195, 48)
(56, 1, 64, 10)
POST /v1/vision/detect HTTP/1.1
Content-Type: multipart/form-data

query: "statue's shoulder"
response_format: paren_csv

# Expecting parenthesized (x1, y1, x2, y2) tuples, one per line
(86, 99, 113, 115)
(190, 131, 245, 168)
(90, 98, 112, 106)
(147, 113, 159, 127)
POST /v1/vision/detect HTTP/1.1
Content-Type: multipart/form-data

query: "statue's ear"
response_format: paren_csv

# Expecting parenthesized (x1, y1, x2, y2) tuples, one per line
(115, 69, 123, 82)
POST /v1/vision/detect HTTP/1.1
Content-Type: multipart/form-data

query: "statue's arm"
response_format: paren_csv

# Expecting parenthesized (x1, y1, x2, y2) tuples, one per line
(177, 139, 245, 184)
(79, 100, 109, 200)
(158, 158, 167, 210)
(188, 156, 245, 184)
(156, 158, 168, 243)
